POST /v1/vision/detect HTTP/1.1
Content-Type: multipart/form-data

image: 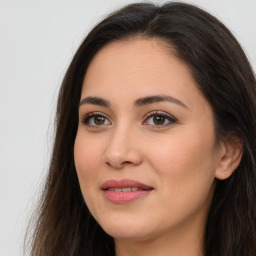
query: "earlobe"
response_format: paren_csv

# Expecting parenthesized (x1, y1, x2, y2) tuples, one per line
(215, 137, 243, 180)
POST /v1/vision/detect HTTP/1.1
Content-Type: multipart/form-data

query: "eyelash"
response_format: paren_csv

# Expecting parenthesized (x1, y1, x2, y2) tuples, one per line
(81, 112, 111, 128)
(143, 111, 177, 128)
(81, 111, 177, 128)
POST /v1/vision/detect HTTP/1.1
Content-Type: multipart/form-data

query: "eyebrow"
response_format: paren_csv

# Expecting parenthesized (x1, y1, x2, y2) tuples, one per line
(135, 95, 188, 108)
(79, 97, 110, 107)
(79, 95, 188, 109)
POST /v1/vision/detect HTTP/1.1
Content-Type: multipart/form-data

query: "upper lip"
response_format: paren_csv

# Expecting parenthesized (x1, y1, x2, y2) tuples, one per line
(101, 179, 153, 190)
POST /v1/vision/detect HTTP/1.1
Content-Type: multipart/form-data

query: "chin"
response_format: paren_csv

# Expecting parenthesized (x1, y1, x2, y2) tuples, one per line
(96, 214, 152, 241)
(104, 227, 150, 241)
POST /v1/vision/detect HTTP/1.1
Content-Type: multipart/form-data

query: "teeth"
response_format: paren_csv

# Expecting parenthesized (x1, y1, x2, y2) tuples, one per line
(108, 187, 139, 192)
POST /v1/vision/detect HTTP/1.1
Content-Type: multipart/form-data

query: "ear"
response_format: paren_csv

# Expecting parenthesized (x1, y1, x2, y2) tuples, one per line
(215, 136, 243, 180)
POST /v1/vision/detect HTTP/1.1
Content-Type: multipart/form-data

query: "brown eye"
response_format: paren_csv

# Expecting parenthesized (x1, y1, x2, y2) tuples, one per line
(143, 112, 176, 127)
(82, 113, 111, 126)
(153, 116, 165, 125)
(94, 116, 106, 125)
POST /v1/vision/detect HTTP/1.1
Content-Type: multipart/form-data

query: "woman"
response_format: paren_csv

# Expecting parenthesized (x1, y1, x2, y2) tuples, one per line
(27, 2, 256, 256)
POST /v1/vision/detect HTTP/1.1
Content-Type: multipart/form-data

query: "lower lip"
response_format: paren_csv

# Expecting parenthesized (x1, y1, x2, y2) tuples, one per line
(103, 190, 152, 204)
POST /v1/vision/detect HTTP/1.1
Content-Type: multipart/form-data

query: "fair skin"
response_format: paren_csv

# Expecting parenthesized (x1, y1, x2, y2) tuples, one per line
(74, 38, 242, 256)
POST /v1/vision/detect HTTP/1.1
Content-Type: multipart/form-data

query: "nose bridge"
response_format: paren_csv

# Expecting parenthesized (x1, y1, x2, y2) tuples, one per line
(103, 120, 142, 168)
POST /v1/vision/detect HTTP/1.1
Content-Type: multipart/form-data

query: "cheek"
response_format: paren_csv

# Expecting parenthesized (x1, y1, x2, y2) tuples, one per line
(74, 133, 103, 194)
(74, 132, 108, 218)
(145, 133, 216, 225)
(146, 127, 217, 199)
(148, 132, 214, 171)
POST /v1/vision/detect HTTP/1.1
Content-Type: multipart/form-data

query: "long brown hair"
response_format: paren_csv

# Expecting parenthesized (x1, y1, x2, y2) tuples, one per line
(26, 2, 256, 255)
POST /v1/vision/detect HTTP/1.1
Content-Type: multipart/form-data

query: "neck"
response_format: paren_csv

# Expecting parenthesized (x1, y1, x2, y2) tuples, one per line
(114, 214, 205, 256)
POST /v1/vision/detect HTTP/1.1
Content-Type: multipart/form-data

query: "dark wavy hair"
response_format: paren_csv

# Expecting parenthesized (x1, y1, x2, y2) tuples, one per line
(26, 2, 256, 256)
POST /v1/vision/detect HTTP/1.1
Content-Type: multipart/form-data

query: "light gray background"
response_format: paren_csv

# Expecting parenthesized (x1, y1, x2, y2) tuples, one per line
(0, 0, 255, 255)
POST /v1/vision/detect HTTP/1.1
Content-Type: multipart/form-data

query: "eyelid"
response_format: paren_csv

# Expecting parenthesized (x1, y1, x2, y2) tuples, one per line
(80, 110, 177, 128)
(80, 111, 111, 127)
(143, 110, 177, 127)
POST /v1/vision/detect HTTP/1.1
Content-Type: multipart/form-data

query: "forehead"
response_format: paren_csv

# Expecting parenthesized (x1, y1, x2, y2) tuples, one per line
(83, 38, 185, 87)
(81, 38, 205, 109)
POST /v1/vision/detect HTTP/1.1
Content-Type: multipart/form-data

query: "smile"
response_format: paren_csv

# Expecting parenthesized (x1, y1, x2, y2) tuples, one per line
(101, 179, 153, 203)
(107, 187, 140, 192)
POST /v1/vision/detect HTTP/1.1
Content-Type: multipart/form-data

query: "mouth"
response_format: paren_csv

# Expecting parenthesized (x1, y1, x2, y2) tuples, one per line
(101, 179, 153, 204)
(107, 187, 144, 192)
(101, 179, 153, 191)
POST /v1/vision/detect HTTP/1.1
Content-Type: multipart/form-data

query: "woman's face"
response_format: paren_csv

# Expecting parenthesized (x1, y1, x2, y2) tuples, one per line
(74, 39, 222, 241)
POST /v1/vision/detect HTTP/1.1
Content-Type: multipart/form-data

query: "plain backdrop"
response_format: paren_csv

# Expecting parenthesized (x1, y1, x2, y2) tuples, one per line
(0, 0, 255, 255)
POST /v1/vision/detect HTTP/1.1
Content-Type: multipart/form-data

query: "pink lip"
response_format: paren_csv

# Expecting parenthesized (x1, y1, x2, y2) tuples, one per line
(101, 179, 153, 204)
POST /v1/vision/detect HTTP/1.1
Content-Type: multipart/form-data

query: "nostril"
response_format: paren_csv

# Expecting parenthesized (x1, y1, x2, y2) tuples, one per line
(105, 160, 133, 168)
(121, 161, 133, 165)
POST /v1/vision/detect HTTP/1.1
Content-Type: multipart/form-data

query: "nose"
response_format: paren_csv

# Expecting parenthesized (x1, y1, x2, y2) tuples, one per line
(102, 125, 142, 169)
